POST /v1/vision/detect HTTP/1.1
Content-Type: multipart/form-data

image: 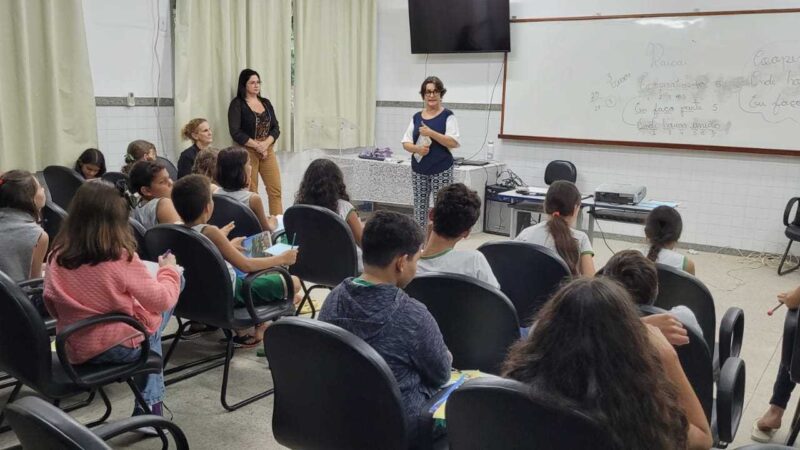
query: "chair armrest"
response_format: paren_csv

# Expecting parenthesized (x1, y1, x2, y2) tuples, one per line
(784, 197, 800, 227)
(718, 307, 745, 365)
(416, 385, 452, 450)
(55, 313, 151, 388)
(715, 356, 746, 445)
(17, 278, 44, 290)
(271, 229, 287, 244)
(240, 266, 295, 322)
(93, 415, 189, 449)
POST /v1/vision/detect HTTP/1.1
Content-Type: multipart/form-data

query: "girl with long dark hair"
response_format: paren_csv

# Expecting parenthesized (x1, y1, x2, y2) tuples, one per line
(502, 277, 712, 449)
(644, 205, 695, 275)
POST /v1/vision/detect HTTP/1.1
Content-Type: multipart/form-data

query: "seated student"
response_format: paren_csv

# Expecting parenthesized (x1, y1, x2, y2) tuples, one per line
(515, 180, 595, 276)
(216, 147, 277, 232)
(171, 175, 301, 347)
(503, 277, 713, 450)
(417, 183, 499, 288)
(753, 285, 800, 442)
(74, 148, 107, 180)
(294, 158, 363, 270)
(178, 118, 213, 179)
(129, 160, 181, 229)
(601, 250, 702, 346)
(191, 148, 221, 194)
(319, 211, 452, 441)
(0, 171, 48, 282)
(644, 205, 695, 275)
(122, 139, 157, 174)
(44, 181, 180, 421)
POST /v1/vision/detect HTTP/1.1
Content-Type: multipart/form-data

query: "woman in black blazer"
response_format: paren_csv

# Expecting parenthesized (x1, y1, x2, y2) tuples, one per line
(228, 68, 283, 214)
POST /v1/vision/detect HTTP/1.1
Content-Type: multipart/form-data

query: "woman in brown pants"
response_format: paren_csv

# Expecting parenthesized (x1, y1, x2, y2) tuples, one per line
(227, 68, 283, 215)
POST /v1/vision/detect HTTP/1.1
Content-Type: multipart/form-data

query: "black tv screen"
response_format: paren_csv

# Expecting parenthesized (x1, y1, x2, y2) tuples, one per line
(408, 0, 510, 54)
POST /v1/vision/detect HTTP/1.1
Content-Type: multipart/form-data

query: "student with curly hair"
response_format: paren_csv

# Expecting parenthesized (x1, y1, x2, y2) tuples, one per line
(417, 183, 498, 288)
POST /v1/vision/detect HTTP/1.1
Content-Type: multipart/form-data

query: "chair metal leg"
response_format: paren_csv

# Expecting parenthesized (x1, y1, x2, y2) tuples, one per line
(787, 397, 800, 445)
(0, 383, 22, 433)
(162, 318, 192, 368)
(779, 240, 800, 276)
(294, 280, 313, 317)
(220, 332, 273, 411)
(163, 323, 228, 386)
(126, 378, 153, 414)
(161, 316, 184, 343)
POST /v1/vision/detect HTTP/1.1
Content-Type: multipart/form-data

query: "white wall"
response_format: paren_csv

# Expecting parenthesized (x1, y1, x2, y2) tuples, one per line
(376, 0, 800, 254)
(82, 0, 175, 169)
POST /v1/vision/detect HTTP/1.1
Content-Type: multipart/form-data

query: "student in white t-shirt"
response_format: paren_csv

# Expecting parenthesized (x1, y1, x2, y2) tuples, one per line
(295, 159, 364, 270)
(643, 206, 695, 275)
(515, 180, 595, 276)
(417, 183, 499, 288)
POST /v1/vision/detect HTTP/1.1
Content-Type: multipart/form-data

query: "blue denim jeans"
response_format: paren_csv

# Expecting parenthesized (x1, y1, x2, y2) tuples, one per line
(88, 309, 172, 407)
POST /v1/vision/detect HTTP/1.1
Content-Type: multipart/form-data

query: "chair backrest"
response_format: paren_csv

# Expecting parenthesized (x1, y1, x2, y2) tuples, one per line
(654, 263, 716, 352)
(265, 317, 408, 450)
(42, 201, 68, 250)
(446, 377, 616, 450)
(129, 218, 150, 261)
(157, 156, 179, 181)
(640, 305, 714, 422)
(405, 272, 520, 374)
(477, 241, 571, 327)
(100, 171, 128, 188)
(144, 225, 235, 327)
(0, 271, 53, 394)
(42, 166, 85, 211)
(5, 396, 110, 450)
(283, 205, 359, 286)
(544, 160, 577, 185)
(209, 194, 262, 239)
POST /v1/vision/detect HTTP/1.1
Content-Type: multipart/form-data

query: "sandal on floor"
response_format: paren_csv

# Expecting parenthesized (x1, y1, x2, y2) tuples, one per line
(751, 420, 778, 443)
(231, 334, 261, 349)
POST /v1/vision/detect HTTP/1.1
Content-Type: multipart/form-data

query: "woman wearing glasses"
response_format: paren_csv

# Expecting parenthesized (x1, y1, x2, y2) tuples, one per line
(227, 68, 283, 215)
(401, 76, 461, 228)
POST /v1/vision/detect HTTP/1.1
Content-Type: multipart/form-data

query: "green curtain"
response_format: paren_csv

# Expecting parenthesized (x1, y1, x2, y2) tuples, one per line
(294, 0, 376, 151)
(174, 0, 293, 152)
(0, 0, 97, 171)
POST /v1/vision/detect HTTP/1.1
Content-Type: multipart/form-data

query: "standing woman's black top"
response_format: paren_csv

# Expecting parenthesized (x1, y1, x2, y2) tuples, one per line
(227, 97, 280, 146)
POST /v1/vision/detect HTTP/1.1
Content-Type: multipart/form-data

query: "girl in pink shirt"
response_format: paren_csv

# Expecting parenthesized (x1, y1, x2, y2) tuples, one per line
(44, 181, 181, 420)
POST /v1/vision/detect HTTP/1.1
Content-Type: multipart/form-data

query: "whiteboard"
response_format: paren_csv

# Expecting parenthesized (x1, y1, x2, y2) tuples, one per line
(500, 11, 800, 155)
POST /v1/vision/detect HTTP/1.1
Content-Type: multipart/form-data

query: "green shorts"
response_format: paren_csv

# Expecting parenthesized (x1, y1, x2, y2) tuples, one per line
(233, 273, 287, 306)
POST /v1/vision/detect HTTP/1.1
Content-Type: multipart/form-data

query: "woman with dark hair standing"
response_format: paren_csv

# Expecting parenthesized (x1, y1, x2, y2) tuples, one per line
(401, 76, 460, 228)
(503, 277, 713, 449)
(227, 68, 283, 215)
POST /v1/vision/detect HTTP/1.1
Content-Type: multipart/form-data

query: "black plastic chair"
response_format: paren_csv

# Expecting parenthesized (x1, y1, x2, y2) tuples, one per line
(640, 305, 745, 448)
(42, 166, 85, 211)
(283, 205, 360, 318)
(264, 317, 445, 450)
(655, 263, 745, 374)
(478, 241, 571, 327)
(405, 272, 520, 375)
(783, 309, 800, 445)
(0, 271, 163, 432)
(41, 201, 67, 251)
(145, 224, 295, 411)
(100, 171, 128, 187)
(4, 396, 189, 450)
(779, 197, 800, 275)
(544, 160, 577, 184)
(129, 218, 150, 261)
(157, 156, 179, 181)
(446, 377, 616, 450)
(209, 194, 263, 239)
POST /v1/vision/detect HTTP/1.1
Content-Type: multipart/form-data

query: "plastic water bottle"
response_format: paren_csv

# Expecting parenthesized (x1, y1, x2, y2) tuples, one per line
(486, 140, 495, 161)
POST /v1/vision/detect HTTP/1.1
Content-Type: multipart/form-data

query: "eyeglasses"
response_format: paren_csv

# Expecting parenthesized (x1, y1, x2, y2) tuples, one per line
(424, 90, 440, 96)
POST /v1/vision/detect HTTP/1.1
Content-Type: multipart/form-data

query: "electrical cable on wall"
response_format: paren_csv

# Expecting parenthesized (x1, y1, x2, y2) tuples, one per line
(464, 62, 504, 161)
(151, 0, 166, 158)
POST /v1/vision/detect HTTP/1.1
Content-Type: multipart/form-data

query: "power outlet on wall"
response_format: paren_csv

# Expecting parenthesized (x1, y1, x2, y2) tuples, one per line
(127, 92, 136, 107)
